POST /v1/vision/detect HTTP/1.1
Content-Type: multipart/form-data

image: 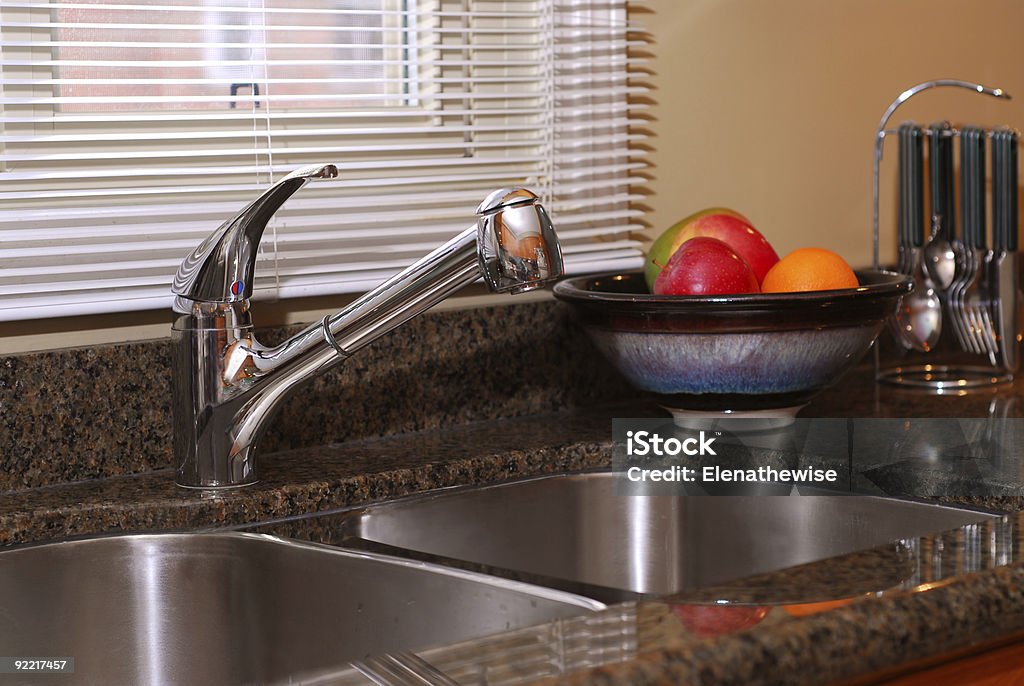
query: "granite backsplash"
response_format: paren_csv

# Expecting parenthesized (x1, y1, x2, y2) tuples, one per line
(0, 299, 634, 492)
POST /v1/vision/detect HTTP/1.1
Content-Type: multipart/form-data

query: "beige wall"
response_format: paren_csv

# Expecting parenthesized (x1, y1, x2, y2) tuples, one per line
(643, 0, 1024, 269)
(4, 0, 1024, 353)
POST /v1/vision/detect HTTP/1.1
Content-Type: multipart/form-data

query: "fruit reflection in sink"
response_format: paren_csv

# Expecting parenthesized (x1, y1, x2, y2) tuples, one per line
(0, 532, 602, 685)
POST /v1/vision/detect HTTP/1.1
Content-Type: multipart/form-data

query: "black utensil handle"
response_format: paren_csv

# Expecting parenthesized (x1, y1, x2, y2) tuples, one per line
(898, 123, 911, 249)
(960, 126, 987, 249)
(993, 128, 1016, 251)
(910, 125, 924, 248)
(929, 121, 955, 238)
(960, 127, 972, 247)
(1009, 130, 1019, 252)
(929, 122, 943, 225)
(993, 130, 1004, 249)
(977, 127, 988, 250)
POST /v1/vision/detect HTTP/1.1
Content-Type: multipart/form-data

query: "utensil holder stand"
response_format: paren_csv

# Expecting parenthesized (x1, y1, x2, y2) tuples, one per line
(872, 81, 1020, 392)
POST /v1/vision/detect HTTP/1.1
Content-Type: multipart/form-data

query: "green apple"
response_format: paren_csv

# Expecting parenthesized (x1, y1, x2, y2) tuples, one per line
(644, 208, 778, 291)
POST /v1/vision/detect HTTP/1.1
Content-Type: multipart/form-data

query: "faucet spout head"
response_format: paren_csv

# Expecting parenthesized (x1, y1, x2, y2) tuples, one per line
(476, 188, 563, 294)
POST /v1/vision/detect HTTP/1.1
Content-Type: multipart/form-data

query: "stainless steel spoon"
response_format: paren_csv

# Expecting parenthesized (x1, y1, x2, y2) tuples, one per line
(925, 215, 957, 291)
(924, 123, 957, 290)
(894, 123, 942, 352)
(899, 250, 943, 353)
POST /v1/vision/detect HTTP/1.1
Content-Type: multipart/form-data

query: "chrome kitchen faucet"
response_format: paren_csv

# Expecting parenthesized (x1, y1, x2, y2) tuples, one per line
(171, 164, 563, 488)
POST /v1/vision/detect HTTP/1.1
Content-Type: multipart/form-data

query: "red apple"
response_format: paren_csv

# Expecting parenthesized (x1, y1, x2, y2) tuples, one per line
(653, 237, 760, 296)
(644, 209, 779, 290)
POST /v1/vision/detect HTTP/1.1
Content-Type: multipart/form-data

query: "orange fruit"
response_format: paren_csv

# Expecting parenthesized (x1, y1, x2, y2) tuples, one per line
(760, 247, 859, 293)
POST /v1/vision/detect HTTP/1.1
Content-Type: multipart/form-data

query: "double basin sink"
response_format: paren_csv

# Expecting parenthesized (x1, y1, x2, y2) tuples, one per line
(0, 472, 997, 684)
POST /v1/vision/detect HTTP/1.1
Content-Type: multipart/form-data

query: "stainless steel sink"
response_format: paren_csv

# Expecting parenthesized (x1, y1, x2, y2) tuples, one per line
(0, 532, 603, 685)
(348, 472, 998, 599)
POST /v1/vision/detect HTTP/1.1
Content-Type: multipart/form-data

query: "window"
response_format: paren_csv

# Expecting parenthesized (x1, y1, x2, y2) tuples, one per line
(51, 0, 403, 112)
(0, 0, 648, 320)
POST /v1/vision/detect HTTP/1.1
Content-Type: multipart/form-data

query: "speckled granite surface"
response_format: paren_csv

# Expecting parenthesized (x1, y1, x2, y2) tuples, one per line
(6, 309, 1024, 684)
(0, 300, 632, 491)
(0, 405, 622, 546)
(530, 561, 1024, 686)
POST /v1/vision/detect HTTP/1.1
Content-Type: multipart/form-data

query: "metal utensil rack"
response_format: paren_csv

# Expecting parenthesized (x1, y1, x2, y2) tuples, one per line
(872, 79, 1021, 390)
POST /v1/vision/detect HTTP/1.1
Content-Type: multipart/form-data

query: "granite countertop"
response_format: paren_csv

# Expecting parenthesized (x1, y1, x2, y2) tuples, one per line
(5, 369, 1024, 684)
(5, 300, 1024, 684)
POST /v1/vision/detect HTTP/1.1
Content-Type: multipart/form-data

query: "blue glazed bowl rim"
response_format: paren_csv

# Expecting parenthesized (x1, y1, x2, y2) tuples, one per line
(552, 269, 912, 310)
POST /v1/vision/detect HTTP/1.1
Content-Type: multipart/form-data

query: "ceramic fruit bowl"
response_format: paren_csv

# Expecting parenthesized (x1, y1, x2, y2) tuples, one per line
(553, 270, 912, 423)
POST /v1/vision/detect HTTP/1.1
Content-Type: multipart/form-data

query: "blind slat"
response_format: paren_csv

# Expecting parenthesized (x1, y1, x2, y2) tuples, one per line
(0, 115, 643, 144)
(1, 180, 647, 231)
(4, 2, 536, 18)
(0, 103, 640, 125)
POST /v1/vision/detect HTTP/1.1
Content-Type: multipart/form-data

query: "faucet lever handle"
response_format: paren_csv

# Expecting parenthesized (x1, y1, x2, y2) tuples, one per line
(172, 163, 339, 304)
(475, 188, 564, 294)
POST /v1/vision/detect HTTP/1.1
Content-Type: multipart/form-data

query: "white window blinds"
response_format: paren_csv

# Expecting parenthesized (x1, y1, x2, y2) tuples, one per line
(0, 0, 648, 320)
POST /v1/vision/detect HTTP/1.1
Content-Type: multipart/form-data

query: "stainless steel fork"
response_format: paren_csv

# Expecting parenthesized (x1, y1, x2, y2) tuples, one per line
(945, 210, 976, 353)
(959, 126, 999, 359)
